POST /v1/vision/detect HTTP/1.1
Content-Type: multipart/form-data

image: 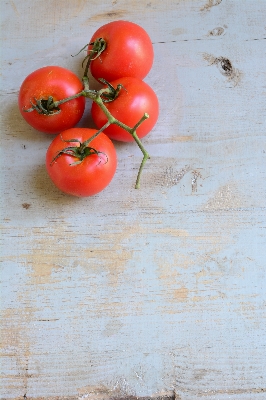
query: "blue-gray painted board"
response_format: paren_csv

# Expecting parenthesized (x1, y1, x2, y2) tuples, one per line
(1, 1, 266, 399)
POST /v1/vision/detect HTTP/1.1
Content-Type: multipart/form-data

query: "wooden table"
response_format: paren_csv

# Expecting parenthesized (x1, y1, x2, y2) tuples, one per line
(2, 1, 266, 399)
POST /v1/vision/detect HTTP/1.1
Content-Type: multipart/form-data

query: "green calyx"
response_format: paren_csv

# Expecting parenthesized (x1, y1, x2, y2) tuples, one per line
(51, 136, 107, 166)
(98, 78, 126, 102)
(88, 38, 106, 60)
(82, 38, 107, 77)
(24, 96, 61, 115)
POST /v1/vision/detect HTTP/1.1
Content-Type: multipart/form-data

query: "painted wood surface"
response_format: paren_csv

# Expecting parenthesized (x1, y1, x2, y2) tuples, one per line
(1, 0, 266, 399)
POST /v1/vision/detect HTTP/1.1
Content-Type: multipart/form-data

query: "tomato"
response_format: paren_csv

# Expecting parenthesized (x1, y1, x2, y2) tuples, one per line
(91, 77, 159, 142)
(18, 66, 85, 134)
(46, 128, 117, 196)
(88, 20, 154, 82)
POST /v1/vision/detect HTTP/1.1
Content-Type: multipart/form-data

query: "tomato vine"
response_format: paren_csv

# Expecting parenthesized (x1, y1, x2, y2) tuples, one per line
(20, 21, 158, 191)
(24, 57, 150, 189)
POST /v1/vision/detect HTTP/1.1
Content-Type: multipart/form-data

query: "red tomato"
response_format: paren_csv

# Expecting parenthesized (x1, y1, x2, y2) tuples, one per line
(91, 77, 159, 142)
(18, 66, 85, 134)
(46, 128, 117, 197)
(89, 20, 154, 81)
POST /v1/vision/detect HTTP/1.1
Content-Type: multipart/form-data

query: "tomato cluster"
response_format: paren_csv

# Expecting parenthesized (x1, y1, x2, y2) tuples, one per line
(18, 21, 159, 196)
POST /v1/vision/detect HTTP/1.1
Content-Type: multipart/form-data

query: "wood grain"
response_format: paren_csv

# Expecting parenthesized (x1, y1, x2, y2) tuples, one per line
(1, 0, 266, 399)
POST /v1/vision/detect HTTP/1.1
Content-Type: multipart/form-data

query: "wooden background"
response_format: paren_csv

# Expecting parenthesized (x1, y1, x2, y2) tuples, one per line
(1, 0, 266, 399)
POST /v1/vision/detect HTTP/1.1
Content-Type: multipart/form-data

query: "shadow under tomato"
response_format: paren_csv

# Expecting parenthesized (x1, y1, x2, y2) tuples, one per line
(4, 99, 56, 144)
(29, 164, 81, 205)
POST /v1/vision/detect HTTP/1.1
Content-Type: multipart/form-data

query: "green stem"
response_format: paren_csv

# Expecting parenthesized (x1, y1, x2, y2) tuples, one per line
(134, 141, 150, 189)
(52, 91, 86, 109)
(83, 121, 111, 147)
(90, 94, 150, 189)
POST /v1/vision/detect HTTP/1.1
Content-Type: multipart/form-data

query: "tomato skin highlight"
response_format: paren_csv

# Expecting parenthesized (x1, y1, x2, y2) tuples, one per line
(46, 128, 117, 197)
(18, 66, 85, 134)
(91, 77, 159, 142)
(89, 20, 154, 82)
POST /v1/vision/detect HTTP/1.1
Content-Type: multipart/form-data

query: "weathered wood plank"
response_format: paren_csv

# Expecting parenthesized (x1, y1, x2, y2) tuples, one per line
(1, 0, 266, 399)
